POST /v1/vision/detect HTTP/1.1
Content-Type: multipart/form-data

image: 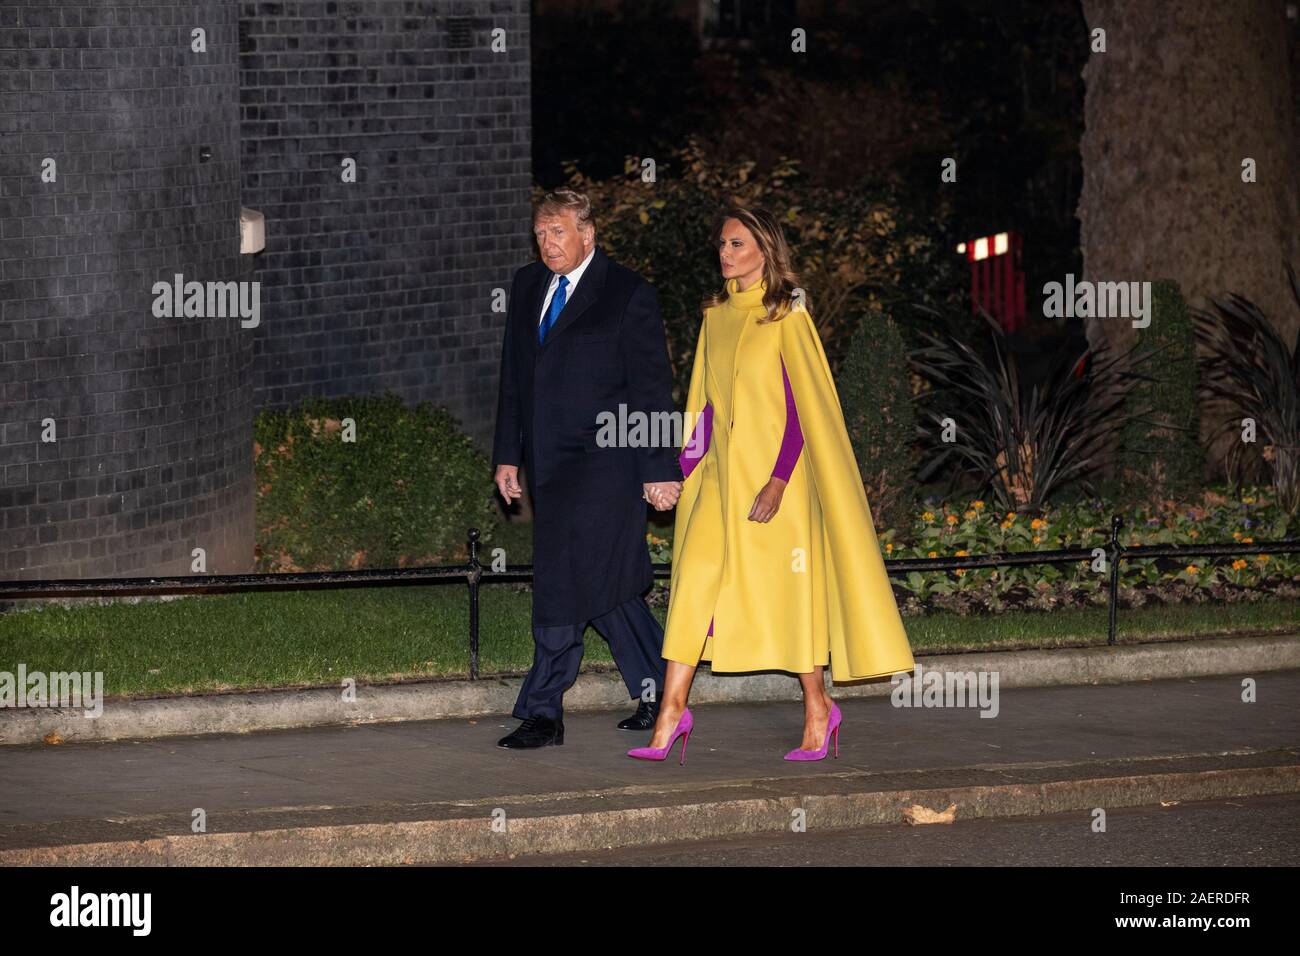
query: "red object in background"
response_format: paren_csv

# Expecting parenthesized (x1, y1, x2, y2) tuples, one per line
(958, 230, 1026, 332)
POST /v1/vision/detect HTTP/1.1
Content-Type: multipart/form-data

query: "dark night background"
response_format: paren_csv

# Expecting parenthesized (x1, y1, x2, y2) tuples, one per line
(531, 0, 1093, 388)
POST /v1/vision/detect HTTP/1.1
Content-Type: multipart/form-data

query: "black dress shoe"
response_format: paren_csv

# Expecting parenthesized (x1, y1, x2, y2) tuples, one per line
(617, 698, 660, 730)
(497, 714, 564, 748)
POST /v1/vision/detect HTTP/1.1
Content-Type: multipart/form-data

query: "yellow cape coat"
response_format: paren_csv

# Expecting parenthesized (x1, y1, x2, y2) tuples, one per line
(662, 279, 915, 682)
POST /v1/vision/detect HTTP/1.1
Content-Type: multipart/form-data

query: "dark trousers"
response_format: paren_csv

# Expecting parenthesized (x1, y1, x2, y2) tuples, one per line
(512, 595, 666, 722)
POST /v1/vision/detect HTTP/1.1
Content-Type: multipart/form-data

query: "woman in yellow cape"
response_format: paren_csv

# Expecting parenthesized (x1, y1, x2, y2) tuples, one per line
(627, 205, 915, 764)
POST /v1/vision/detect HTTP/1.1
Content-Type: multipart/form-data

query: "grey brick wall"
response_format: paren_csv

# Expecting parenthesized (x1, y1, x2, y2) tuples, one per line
(0, 0, 255, 580)
(238, 0, 533, 446)
(0, 0, 533, 584)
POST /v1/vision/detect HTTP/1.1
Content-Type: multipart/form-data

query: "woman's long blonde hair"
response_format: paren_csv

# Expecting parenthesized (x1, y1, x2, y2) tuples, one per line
(702, 204, 812, 324)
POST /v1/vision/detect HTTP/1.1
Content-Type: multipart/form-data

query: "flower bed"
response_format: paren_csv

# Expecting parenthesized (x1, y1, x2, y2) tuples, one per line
(639, 486, 1298, 617)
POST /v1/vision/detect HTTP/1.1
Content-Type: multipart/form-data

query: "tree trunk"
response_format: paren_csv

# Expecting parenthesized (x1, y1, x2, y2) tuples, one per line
(1078, 0, 1300, 482)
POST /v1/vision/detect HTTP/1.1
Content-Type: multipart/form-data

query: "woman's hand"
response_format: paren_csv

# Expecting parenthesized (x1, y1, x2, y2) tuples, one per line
(643, 481, 682, 511)
(748, 477, 786, 522)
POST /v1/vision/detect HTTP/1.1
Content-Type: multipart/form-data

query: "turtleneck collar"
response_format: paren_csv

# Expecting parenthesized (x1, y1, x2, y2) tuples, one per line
(726, 276, 768, 307)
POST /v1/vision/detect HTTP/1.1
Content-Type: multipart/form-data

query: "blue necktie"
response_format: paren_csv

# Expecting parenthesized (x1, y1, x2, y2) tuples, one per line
(538, 274, 568, 344)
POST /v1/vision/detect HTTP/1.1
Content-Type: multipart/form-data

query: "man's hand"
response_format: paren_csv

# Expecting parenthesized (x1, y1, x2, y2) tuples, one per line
(495, 464, 522, 503)
(748, 477, 786, 522)
(643, 480, 682, 511)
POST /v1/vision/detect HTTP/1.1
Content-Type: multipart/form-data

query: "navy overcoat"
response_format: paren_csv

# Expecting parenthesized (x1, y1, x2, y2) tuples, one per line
(492, 246, 679, 626)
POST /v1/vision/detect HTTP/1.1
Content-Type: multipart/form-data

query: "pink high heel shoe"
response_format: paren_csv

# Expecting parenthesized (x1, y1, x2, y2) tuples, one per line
(626, 707, 693, 764)
(784, 702, 841, 761)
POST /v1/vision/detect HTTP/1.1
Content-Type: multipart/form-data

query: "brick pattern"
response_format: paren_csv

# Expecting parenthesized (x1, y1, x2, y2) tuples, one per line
(238, 0, 533, 446)
(0, 1, 255, 580)
(1, 1, 534, 583)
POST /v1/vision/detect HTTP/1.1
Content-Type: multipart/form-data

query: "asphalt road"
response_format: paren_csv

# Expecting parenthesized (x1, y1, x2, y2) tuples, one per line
(465, 792, 1300, 866)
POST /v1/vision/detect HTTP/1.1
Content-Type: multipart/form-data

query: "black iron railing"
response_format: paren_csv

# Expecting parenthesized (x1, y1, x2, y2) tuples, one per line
(1, 516, 1296, 679)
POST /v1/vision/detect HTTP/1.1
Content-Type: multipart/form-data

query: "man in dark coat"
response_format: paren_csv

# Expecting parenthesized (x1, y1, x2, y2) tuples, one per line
(492, 188, 681, 749)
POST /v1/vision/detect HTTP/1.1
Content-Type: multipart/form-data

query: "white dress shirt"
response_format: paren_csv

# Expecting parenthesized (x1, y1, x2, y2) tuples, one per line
(538, 246, 596, 326)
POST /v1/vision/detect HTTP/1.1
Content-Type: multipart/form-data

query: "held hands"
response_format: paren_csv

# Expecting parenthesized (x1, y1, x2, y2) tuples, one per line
(498, 466, 681, 511)
(748, 477, 786, 522)
(503, 467, 769, 517)
(643, 481, 682, 511)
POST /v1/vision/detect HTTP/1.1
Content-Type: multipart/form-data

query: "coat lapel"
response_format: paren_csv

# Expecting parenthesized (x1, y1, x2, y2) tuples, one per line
(536, 246, 608, 352)
(527, 265, 551, 354)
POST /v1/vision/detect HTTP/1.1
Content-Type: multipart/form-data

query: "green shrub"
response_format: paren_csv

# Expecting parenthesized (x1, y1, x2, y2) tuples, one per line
(1191, 264, 1300, 518)
(911, 306, 1161, 515)
(1116, 279, 1202, 507)
(839, 311, 920, 539)
(253, 392, 496, 572)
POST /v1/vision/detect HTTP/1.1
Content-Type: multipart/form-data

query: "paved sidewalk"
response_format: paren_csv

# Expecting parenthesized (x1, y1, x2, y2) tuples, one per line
(1, 670, 1297, 864)
(5, 632, 1297, 746)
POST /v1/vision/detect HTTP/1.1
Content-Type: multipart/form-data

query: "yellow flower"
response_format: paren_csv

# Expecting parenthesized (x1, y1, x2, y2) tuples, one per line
(955, 549, 969, 557)
(972, 501, 985, 509)
(1242, 537, 1253, 544)
(1232, 530, 1242, 539)
(1185, 564, 1198, 574)
(1000, 520, 1012, 530)
(1243, 496, 1255, 504)
(1188, 529, 1199, 538)
(963, 509, 976, 520)
(954, 568, 966, 577)
(1232, 559, 1247, 570)
(1256, 554, 1270, 563)
(1005, 512, 1016, 521)
(922, 511, 935, 522)
(1032, 535, 1042, 544)
(1031, 518, 1047, 530)
(927, 550, 938, 558)
(885, 542, 893, 553)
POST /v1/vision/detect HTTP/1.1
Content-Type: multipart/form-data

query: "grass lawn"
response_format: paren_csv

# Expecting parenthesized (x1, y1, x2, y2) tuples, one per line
(0, 582, 1295, 699)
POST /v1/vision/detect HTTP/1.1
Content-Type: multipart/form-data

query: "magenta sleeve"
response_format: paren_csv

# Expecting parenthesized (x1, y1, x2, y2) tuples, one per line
(679, 402, 713, 478)
(772, 356, 803, 481)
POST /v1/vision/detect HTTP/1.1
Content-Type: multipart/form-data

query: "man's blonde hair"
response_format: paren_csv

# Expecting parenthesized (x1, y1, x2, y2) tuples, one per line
(533, 188, 594, 233)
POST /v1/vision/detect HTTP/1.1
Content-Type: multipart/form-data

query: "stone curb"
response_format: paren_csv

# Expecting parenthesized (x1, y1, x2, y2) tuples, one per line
(1, 632, 1295, 747)
(3, 759, 1296, 865)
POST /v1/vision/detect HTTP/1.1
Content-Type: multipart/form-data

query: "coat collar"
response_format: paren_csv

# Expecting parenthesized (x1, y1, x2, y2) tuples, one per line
(725, 276, 768, 310)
